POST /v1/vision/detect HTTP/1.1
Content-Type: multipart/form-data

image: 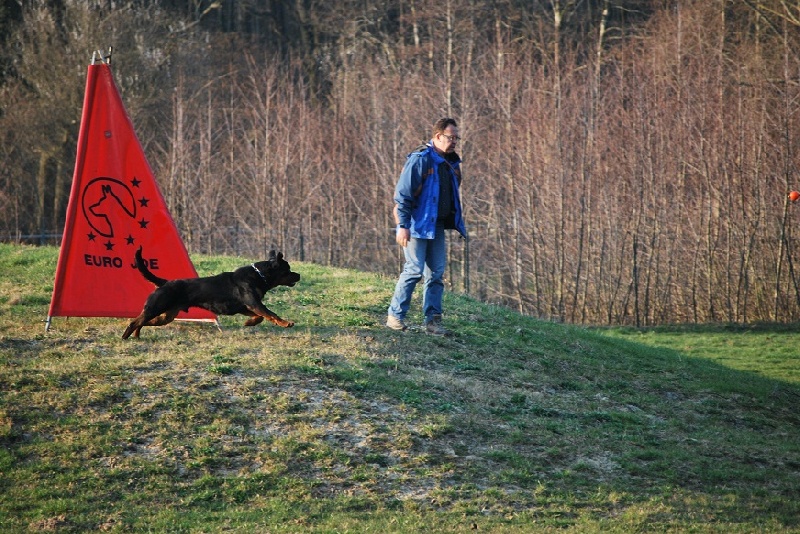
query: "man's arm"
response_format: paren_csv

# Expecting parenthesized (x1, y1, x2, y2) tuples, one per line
(393, 153, 425, 244)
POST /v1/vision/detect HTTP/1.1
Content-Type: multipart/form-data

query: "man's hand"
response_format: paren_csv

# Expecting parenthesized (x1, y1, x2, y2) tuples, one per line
(396, 227, 410, 248)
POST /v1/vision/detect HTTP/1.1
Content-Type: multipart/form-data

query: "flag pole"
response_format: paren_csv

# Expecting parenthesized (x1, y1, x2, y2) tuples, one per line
(91, 47, 112, 65)
(46, 50, 105, 332)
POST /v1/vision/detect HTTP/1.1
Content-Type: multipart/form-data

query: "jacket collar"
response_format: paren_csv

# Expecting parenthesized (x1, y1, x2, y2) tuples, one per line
(427, 142, 461, 169)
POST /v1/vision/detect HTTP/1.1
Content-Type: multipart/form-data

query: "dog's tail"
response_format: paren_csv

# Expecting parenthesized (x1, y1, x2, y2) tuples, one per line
(135, 247, 168, 287)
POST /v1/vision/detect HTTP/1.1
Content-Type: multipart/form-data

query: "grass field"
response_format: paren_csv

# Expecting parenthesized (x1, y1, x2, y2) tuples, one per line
(1, 243, 798, 532)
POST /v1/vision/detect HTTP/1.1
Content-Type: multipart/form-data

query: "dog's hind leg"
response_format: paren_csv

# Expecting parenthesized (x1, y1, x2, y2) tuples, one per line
(122, 310, 181, 339)
(123, 317, 146, 339)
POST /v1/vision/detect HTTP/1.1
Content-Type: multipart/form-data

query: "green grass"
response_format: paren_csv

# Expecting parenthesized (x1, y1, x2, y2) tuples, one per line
(1, 243, 799, 532)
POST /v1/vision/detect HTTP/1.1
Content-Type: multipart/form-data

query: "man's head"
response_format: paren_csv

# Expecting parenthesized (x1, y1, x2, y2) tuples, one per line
(431, 118, 460, 154)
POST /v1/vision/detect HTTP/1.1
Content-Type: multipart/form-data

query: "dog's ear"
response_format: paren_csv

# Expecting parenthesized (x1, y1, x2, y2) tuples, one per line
(277, 252, 284, 261)
(268, 250, 276, 260)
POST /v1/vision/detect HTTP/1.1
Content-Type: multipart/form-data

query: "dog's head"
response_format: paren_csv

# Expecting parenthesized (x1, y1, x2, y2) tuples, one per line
(252, 250, 300, 289)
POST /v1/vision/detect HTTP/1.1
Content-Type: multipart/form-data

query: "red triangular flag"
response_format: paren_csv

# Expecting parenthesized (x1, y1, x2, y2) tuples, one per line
(47, 62, 215, 324)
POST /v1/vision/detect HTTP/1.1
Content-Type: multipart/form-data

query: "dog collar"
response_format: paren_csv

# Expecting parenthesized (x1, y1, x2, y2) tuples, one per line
(251, 263, 268, 284)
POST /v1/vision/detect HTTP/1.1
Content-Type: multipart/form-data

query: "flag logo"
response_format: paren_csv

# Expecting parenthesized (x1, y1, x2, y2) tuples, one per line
(82, 177, 139, 240)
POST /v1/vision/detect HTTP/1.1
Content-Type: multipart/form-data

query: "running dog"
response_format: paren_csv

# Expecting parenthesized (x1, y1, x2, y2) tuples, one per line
(122, 247, 300, 339)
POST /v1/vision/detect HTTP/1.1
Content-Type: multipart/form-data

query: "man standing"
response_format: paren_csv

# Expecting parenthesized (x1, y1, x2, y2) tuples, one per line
(386, 118, 467, 336)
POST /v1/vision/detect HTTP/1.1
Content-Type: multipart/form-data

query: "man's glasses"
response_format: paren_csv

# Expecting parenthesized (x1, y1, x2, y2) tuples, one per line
(440, 133, 461, 143)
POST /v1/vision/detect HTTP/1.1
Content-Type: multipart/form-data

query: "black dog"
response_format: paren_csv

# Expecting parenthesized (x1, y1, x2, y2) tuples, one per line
(122, 247, 300, 339)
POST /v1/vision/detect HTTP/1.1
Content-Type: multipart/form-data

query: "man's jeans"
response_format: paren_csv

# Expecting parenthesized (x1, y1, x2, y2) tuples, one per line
(388, 223, 446, 322)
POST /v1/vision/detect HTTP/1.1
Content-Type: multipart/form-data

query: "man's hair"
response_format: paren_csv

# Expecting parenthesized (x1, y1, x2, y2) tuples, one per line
(433, 117, 458, 136)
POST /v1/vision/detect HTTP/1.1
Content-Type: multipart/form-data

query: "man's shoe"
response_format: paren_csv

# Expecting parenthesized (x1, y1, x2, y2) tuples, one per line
(425, 315, 451, 336)
(386, 315, 408, 331)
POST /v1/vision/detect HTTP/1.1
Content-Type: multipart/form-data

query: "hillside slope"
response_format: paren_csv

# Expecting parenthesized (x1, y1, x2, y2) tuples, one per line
(0, 244, 798, 532)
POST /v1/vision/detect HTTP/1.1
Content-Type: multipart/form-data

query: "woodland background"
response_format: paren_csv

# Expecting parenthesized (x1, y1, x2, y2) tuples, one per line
(1, 0, 800, 326)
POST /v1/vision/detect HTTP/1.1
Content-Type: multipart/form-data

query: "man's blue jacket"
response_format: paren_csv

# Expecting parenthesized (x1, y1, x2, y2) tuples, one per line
(393, 143, 467, 240)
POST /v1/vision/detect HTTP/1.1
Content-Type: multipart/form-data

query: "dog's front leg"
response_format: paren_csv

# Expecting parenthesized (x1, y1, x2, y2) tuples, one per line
(247, 304, 294, 328)
(244, 315, 264, 326)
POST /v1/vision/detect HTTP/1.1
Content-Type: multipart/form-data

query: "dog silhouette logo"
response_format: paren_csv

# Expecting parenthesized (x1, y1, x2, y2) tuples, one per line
(81, 177, 138, 238)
